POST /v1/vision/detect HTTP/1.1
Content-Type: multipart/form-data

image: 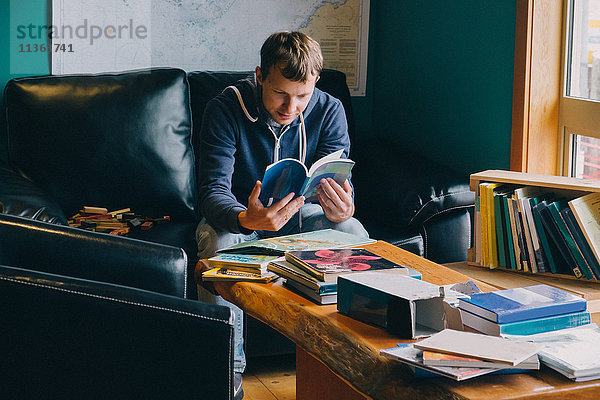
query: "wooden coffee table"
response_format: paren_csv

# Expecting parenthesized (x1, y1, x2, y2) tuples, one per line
(196, 241, 600, 399)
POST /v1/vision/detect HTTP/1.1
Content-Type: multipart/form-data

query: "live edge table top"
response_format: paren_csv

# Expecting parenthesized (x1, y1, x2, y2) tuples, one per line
(196, 241, 600, 400)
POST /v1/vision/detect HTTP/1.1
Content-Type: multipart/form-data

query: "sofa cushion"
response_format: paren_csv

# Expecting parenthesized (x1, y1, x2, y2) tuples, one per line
(353, 137, 475, 230)
(4, 68, 196, 221)
(0, 162, 67, 224)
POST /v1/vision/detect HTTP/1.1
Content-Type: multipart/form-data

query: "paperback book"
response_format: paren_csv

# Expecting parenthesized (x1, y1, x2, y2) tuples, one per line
(459, 308, 591, 336)
(379, 344, 524, 381)
(285, 248, 407, 282)
(458, 284, 587, 324)
(267, 259, 338, 293)
(201, 268, 278, 283)
(283, 278, 337, 305)
(568, 192, 600, 268)
(206, 253, 280, 273)
(422, 350, 539, 370)
(259, 149, 354, 205)
(217, 229, 376, 256)
(413, 329, 542, 366)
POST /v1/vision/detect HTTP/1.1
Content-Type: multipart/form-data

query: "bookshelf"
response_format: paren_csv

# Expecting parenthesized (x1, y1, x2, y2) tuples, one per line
(468, 170, 600, 282)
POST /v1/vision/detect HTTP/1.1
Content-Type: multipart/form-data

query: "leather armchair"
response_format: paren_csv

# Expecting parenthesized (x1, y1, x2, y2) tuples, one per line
(0, 213, 235, 399)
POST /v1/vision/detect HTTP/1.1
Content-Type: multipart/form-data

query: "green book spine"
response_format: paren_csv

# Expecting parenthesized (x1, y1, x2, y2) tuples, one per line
(502, 196, 517, 270)
(494, 194, 507, 268)
(531, 199, 557, 274)
(548, 202, 593, 280)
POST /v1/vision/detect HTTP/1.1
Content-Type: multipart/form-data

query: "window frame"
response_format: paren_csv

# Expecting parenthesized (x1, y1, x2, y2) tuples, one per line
(511, 0, 563, 175)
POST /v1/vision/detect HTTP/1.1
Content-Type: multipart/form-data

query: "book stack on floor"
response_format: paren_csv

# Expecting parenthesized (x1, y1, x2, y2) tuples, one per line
(68, 206, 170, 236)
(380, 329, 542, 381)
(457, 284, 591, 336)
(470, 170, 600, 281)
(268, 248, 421, 305)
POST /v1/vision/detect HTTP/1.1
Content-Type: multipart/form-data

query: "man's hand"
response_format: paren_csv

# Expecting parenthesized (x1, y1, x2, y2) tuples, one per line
(317, 178, 355, 223)
(238, 181, 305, 231)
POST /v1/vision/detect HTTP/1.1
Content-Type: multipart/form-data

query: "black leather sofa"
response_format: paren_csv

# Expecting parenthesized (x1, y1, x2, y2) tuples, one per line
(0, 213, 235, 399)
(0, 68, 474, 360)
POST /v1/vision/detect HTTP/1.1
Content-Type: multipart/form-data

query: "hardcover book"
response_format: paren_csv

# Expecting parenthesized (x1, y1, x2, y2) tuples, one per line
(460, 308, 591, 336)
(457, 284, 587, 324)
(283, 278, 337, 305)
(284, 248, 406, 282)
(267, 259, 338, 293)
(259, 149, 354, 205)
(561, 207, 600, 280)
(217, 228, 376, 256)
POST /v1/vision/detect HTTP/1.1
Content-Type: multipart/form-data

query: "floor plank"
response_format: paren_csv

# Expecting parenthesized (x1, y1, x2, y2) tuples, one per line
(243, 354, 296, 400)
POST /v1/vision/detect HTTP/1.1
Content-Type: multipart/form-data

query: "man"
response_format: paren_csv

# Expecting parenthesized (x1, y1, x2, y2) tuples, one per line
(196, 31, 368, 395)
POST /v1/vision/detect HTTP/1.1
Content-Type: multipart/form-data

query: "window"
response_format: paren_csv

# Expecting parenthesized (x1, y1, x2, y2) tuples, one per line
(560, 0, 600, 179)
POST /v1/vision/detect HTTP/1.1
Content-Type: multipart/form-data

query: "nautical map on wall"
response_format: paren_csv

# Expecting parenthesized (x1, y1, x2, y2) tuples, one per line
(51, 0, 370, 95)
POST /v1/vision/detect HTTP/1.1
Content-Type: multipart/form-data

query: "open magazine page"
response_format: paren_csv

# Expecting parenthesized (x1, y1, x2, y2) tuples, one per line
(301, 159, 355, 202)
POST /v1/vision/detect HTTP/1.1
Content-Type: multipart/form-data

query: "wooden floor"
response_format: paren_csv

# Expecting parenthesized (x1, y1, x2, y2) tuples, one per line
(242, 354, 296, 400)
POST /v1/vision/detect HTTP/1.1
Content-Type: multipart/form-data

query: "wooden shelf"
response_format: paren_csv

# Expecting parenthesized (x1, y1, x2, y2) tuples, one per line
(468, 170, 600, 283)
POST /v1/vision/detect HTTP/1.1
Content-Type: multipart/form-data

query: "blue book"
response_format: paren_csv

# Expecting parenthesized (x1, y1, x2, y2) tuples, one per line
(561, 207, 600, 280)
(458, 284, 587, 324)
(460, 309, 591, 336)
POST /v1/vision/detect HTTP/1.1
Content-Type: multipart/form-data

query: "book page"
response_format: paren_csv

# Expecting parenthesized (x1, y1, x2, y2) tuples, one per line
(301, 159, 355, 202)
(260, 158, 308, 206)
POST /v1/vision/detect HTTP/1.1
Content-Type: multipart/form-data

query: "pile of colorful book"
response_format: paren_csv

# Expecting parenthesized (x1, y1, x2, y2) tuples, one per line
(201, 229, 377, 287)
(68, 206, 170, 236)
(268, 248, 421, 305)
(476, 185, 600, 279)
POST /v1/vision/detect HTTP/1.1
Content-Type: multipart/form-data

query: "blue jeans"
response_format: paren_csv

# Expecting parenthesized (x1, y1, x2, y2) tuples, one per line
(195, 203, 369, 373)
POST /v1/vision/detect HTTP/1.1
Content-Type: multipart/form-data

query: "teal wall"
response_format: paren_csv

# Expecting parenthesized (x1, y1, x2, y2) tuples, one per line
(0, 1, 516, 175)
(362, 1, 516, 174)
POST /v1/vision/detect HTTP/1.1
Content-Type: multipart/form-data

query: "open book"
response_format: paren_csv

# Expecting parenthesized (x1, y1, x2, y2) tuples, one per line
(259, 149, 354, 205)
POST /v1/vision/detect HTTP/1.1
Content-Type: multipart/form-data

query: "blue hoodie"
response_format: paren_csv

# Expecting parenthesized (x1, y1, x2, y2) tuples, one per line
(198, 74, 351, 233)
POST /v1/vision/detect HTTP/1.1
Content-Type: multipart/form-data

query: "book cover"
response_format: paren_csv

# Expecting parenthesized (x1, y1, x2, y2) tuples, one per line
(561, 207, 600, 280)
(457, 284, 587, 324)
(530, 197, 558, 274)
(218, 228, 376, 256)
(493, 185, 516, 269)
(568, 192, 600, 268)
(201, 268, 278, 283)
(413, 329, 542, 366)
(206, 253, 280, 271)
(548, 201, 594, 280)
(512, 196, 530, 271)
(283, 278, 337, 305)
(422, 350, 539, 369)
(502, 194, 518, 270)
(259, 149, 354, 204)
(285, 248, 406, 281)
(506, 196, 522, 270)
(460, 308, 591, 336)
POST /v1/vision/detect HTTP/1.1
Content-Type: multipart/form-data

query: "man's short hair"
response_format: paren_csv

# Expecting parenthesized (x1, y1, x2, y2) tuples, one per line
(260, 31, 323, 82)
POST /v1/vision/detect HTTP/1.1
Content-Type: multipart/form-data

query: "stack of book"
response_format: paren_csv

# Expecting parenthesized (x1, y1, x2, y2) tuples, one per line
(202, 254, 279, 283)
(380, 329, 541, 381)
(268, 248, 421, 305)
(476, 184, 600, 280)
(457, 284, 591, 336)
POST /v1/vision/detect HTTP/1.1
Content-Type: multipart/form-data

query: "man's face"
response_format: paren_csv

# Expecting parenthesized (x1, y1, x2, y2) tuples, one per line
(256, 65, 317, 125)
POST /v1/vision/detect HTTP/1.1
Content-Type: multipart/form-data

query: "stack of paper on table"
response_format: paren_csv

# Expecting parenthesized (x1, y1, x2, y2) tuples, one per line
(457, 284, 590, 336)
(504, 324, 600, 381)
(380, 329, 541, 381)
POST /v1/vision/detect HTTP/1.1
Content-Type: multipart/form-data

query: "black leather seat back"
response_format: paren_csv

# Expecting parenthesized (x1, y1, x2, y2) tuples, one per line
(4, 68, 197, 221)
(0, 264, 234, 400)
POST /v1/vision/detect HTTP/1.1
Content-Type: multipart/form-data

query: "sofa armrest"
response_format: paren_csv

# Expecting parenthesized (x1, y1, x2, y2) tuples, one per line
(0, 264, 234, 399)
(0, 213, 188, 298)
(352, 137, 475, 230)
(0, 161, 67, 224)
